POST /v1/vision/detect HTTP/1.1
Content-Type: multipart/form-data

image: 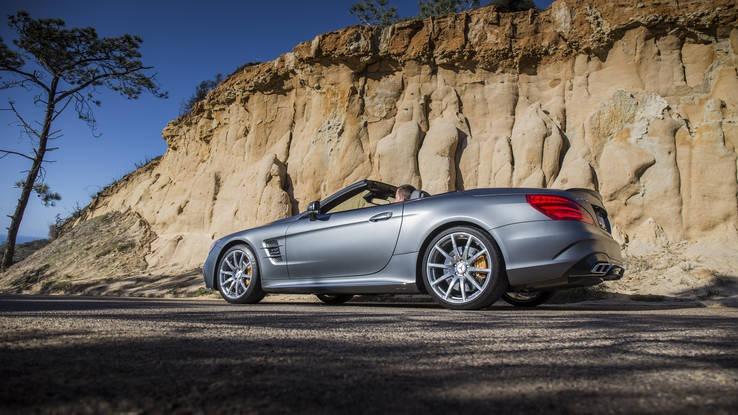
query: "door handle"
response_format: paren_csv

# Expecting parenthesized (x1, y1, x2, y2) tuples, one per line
(369, 212, 393, 222)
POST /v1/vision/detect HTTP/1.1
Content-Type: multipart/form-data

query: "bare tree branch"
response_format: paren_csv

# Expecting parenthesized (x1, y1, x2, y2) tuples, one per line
(1, 78, 33, 90)
(2, 101, 41, 138)
(0, 66, 49, 92)
(68, 92, 99, 136)
(52, 95, 74, 121)
(0, 149, 36, 162)
(48, 128, 63, 138)
(33, 94, 48, 106)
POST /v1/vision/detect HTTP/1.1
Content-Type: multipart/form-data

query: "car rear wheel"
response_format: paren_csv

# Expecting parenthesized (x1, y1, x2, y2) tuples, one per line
(217, 244, 266, 304)
(422, 226, 508, 310)
(316, 294, 354, 305)
(502, 290, 554, 307)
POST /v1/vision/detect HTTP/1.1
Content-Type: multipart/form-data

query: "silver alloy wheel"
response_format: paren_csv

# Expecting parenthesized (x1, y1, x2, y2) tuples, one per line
(218, 248, 253, 300)
(426, 232, 493, 304)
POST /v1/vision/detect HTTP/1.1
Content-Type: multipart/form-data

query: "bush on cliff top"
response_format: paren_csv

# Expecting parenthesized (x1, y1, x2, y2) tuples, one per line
(351, 0, 537, 26)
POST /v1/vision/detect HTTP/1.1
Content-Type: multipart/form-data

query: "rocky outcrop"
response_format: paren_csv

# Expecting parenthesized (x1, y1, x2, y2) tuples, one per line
(8, 0, 738, 298)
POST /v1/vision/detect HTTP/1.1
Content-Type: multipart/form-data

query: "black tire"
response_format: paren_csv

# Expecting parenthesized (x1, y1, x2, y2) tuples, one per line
(216, 244, 266, 304)
(502, 290, 554, 307)
(421, 226, 508, 310)
(316, 294, 354, 305)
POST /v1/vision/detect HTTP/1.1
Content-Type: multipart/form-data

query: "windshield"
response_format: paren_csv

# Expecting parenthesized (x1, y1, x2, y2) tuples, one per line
(326, 190, 396, 214)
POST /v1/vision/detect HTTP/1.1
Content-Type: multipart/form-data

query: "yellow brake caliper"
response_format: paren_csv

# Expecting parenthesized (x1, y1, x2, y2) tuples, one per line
(244, 265, 252, 286)
(473, 256, 488, 284)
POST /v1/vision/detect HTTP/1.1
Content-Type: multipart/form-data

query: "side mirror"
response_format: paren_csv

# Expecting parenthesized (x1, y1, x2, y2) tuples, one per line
(307, 200, 320, 221)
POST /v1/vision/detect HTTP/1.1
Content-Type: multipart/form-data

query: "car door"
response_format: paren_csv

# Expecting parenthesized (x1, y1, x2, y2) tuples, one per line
(285, 202, 404, 279)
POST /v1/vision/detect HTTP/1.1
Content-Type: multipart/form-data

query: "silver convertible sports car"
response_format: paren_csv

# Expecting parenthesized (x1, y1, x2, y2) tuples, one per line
(202, 180, 624, 310)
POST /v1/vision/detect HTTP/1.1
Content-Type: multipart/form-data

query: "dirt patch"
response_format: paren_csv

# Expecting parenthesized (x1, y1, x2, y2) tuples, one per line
(607, 240, 738, 302)
(0, 212, 156, 295)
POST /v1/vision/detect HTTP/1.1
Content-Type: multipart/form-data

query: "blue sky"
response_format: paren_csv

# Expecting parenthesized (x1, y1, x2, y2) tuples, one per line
(0, 0, 552, 239)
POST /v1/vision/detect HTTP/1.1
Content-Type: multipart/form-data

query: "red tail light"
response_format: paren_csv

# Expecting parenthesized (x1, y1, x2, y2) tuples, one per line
(526, 194, 594, 224)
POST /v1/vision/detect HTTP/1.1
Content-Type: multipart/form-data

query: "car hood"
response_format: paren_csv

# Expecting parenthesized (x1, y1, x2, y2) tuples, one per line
(211, 214, 299, 247)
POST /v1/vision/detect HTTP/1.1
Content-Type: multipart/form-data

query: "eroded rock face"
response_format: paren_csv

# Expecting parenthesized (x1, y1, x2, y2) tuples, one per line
(36, 0, 738, 294)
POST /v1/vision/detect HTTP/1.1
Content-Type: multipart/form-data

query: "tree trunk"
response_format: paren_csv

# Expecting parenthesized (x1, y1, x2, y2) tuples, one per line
(1, 78, 58, 271)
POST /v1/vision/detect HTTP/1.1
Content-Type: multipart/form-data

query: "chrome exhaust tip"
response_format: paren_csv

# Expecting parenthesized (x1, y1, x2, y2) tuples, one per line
(590, 262, 613, 275)
(568, 256, 625, 280)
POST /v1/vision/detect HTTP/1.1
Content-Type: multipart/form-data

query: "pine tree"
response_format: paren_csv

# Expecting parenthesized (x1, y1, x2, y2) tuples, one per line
(490, 0, 537, 12)
(0, 11, 166, 270)
(418, 0, 481, 18)
(350, 0, 400, 26)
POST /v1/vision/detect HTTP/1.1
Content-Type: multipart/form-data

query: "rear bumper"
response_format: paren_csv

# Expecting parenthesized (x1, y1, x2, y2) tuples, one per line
(519, 253, 626, 291)
(490, 220, 624, 290)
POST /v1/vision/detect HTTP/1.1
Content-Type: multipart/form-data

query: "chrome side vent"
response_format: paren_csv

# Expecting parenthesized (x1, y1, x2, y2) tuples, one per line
(263, 239, 283, 262)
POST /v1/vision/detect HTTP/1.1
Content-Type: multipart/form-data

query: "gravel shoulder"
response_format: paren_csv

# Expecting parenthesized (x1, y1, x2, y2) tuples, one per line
(1, 295, 737, 414)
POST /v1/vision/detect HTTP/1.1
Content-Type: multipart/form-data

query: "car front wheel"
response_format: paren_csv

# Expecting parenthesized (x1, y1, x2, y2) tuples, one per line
(422, 226, 508, 310)
(217, 244, 266, 304)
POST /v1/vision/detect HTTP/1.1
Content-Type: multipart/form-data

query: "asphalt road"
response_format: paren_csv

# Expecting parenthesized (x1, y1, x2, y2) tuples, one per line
(1, 295, 737, 414)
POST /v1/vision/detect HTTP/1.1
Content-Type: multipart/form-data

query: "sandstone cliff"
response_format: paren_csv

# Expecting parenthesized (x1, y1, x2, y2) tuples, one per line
(4, 0, 738, 298)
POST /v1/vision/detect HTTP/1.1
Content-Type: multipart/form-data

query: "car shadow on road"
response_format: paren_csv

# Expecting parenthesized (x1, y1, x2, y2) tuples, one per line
(0, 294, 710, 314)
(0, 294, 215, 313)
(268, 299, 707, 312)
(1, 297, 737, 414)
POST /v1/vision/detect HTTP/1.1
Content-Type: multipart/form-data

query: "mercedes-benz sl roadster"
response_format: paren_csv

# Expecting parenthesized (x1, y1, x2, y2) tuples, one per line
(202, 180, 624, 310)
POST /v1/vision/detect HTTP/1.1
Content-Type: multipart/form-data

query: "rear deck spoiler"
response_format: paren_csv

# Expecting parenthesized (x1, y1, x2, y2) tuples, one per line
(566, 188, 603, 202)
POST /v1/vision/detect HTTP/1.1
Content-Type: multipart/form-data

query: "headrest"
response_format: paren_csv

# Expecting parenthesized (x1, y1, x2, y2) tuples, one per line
(409, 190, 430, 200)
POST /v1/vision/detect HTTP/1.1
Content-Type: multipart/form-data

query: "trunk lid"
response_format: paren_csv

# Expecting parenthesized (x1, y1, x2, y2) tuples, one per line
(565, 188, 611, 233)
